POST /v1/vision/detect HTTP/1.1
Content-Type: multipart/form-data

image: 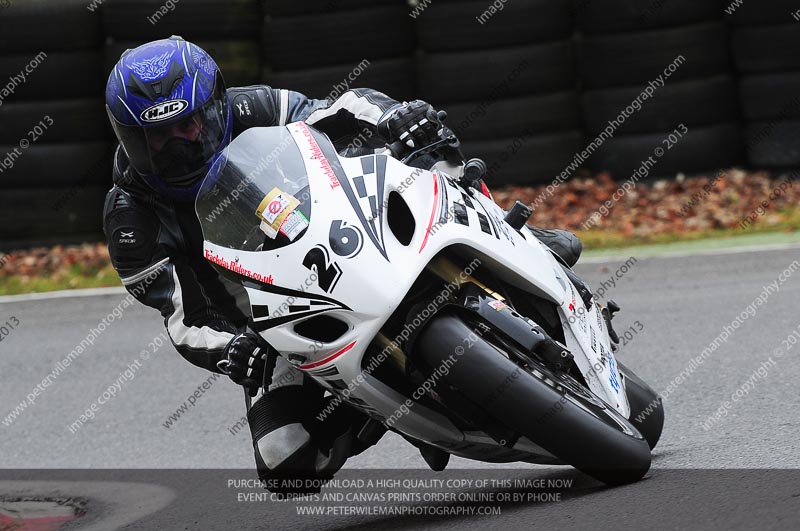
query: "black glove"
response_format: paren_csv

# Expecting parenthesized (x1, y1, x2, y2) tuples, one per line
(220, 331, 274, 396)
(378, 100, 446, 149)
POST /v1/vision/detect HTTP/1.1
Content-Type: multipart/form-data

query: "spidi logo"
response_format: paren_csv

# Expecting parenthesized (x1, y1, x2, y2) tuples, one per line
(140, 99, 189, 122)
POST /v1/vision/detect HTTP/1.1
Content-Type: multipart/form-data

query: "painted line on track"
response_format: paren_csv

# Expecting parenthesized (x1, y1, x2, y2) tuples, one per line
(0, 286, 127, 304)
(582, 240, 800, 264)
(2, 234, 799, 302)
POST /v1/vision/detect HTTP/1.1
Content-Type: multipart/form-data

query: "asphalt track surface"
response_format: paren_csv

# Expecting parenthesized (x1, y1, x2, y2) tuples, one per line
(1, 246, 799, 529)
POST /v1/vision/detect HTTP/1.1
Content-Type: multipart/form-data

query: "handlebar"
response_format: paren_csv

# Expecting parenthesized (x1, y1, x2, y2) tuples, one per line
(385, 133, 462, 165)
(387, 139, 410, 162)
(385, 133, 488, 190)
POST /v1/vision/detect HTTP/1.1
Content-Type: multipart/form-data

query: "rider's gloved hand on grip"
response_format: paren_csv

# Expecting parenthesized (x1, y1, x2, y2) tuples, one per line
(220, 331, 273, 396)
(378, 100, 446, 149)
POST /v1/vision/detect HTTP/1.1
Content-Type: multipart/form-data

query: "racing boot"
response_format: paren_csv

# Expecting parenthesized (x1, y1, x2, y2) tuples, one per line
(247, 357, 377, 496)
(527, 226, 583, 267)
(474, 178, 583, 267)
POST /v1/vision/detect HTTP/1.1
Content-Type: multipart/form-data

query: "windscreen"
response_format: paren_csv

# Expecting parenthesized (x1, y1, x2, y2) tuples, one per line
(195, 126, 313, 251)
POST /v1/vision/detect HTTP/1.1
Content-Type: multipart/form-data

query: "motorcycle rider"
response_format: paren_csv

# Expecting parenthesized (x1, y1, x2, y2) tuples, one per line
(103, 37, 583, 493)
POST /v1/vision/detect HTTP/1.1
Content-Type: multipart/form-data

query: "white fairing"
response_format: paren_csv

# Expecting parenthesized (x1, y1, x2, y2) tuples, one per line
(202, 122, 629, 461)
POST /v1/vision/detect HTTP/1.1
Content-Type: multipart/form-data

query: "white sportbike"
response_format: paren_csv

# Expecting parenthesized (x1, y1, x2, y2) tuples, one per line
(196, 122, 664, 485)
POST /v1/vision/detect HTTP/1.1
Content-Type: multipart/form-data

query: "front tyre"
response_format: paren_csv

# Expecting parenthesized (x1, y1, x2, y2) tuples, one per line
(619, 361, 665, 450)
(416, 313, 652, 485)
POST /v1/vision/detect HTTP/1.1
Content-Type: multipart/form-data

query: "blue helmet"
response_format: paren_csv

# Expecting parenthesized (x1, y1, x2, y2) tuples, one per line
(105, 36, 232, 201)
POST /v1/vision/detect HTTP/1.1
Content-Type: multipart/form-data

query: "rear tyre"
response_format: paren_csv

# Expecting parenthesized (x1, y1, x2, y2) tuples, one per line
(0, 99, 109, 143)
(578, 23, 730, 89)
(417, 0, 572, 52)
(731, 24, 800, 73)
(739, 73, 800, 121)
(264, 6, 414, 70)
(416, 313, 651, 485)
(581, 76, 739, 135)
(445, 91, 581, 140)
(0, 142, 112, 188)
(726, 0, 798, 26)
(744, 121, 800, 167)
(0, 0, 102, 52)
(102, 0, 261, 40)
(264, 58, 415, 102)
(418, 41, 575, 104)
(585, 122, 743, 178)
(574, 0, 723, 34)
(262, 0, 395, 17)
(461, 131, 583, 186)
(0, 186, 107, 245)
(0, 52, 102, 100)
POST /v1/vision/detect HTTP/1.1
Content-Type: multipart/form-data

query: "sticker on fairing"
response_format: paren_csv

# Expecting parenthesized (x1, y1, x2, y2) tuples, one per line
(279, 210, 309, 241)
(488, 299, 507, 311)
(256, 187, 300, 238)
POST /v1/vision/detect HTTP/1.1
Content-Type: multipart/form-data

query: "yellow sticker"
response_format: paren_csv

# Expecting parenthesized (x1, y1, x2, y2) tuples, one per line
(256, 187, 300, 238)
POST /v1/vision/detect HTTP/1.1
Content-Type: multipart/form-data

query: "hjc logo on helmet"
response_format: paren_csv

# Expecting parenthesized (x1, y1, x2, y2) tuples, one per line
(140, 99, 189, 123)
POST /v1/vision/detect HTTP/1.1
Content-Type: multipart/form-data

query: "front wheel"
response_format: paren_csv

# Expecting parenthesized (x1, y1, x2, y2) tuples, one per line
(619, 361, 664, 450)
(416, 313, 652, 485)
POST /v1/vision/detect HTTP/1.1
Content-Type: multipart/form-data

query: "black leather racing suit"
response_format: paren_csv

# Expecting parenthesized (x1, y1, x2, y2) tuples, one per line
(103, 86, 402, 373)
(103, 86, 405, 486)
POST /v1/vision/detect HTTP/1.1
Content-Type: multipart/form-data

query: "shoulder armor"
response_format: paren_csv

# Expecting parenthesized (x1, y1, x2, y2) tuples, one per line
(228, 85, 280, 135)
(103, 186, 161, 271)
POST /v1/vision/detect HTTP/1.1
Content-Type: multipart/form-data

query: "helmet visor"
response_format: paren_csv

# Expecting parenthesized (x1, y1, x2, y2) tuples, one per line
(109, 75, 227, 186)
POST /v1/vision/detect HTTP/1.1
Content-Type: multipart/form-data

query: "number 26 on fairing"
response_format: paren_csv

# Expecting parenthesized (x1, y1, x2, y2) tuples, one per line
(329, 220, 363, 258)
(301, 220, 363, 293)
(302, 245, 342, 293)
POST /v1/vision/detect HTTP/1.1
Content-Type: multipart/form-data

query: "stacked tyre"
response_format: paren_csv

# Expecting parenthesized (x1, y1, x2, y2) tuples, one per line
(415, 0, 582, 187)
(0, 0, 110, 246)
(102, 0, 263, 87)
(261, 0, 417, 101)
(575, 0, 743, 179)
(728, 1, 800, 168)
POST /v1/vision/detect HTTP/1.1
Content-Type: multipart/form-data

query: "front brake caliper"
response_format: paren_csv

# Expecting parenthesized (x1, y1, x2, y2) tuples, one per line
(457, 283, 574, 371)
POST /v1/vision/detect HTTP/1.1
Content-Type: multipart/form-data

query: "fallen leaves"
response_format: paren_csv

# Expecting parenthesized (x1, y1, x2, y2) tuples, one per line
(0, 243, 110, 280)
(0, 170, 798, 285)
(492, 169, 800, 237)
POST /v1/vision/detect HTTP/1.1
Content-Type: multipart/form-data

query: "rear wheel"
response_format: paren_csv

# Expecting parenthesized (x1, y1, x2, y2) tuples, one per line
(416, 313, 651, 485)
